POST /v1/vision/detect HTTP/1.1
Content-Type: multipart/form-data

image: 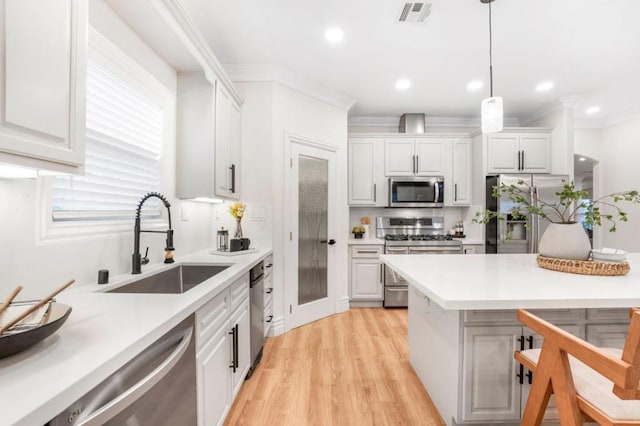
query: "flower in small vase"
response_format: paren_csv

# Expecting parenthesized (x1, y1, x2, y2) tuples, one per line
(228, 202, 246, 219)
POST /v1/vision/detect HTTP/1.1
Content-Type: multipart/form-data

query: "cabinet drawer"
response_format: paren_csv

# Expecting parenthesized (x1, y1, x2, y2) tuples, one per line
(464, 309, 585, 324)
(230, 273, 250, 312)
(196, 290, 229, 350)
(350, 245, 383, 258)
(264, 299, 274, 337)
(264, 255, 274, 278)
(587, 308, 630, 321)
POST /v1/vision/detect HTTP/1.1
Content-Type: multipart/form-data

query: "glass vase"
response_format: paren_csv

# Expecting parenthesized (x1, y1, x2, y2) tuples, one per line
(234, 217, 243, 238)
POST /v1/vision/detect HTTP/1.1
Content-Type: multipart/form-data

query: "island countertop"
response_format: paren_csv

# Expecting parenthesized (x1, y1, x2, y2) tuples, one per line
(380, 253, 640, 310)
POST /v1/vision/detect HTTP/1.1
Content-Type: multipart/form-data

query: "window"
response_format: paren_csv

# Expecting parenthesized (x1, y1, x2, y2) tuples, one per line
(39, 30, 173, 240)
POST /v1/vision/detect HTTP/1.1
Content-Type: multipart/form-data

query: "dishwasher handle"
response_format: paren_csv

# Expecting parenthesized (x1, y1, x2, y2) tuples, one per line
(76, 327, 193, 426)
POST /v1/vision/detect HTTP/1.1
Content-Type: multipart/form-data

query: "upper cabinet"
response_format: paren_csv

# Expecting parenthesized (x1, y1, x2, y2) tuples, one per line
(486, 131, 551, 174)
(384, 138, 445, 176)
(348, 139, 387, 206)
(0, 0, 87, 173)
(451, 138, 472, 206)
(215, 82, 241, 200)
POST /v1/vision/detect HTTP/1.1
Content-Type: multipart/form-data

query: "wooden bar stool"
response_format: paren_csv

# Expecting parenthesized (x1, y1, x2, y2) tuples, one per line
(515, 308, 640, 426)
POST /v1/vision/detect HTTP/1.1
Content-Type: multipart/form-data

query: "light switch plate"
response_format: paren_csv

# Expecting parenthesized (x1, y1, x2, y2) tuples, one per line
(181, 205, 189, 221)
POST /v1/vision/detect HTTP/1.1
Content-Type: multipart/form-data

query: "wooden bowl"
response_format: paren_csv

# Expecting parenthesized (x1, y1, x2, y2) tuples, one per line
(0, 303, 72, 359)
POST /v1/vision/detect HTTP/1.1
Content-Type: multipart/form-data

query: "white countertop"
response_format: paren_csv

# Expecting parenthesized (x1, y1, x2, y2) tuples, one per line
(348, 237, 385, 245)
(0, 248, 272, 426)
(381, 253, 640, 310)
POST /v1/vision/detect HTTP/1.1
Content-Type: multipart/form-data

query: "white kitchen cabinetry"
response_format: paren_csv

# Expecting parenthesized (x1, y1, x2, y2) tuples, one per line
(215, 82, 241, 200)
(384, 138, 445, 176)
(176, 74, 242, 200)
(348, 139, 386, 206)
(451, 138, 472, 206)
(350, 245, 383, 301)
(586, 323, 629, 349)
(196, 274, 250, 426)
(486, 131, 551, 174)
(462, 244, 485, 254)
(264, 255, 274, 337)
(0, 0, 87, 173)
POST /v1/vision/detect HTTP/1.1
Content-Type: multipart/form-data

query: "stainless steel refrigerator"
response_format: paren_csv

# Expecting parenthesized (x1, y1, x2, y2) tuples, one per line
(485, 174, 570, 254)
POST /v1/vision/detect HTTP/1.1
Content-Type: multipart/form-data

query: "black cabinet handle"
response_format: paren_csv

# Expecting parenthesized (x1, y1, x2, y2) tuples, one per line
(526, 370, 533, 385)
(416, 155, 419, 173)
(228, 326, 237, 372)
(526, 335, 534, 349)
(517, 150, 521, 170)
(517, 335, 525, 351)
(229, 164, 236, 193)
(266, 264, 273, 269)
(373, 183, 376, 202)
(266, 287, 273, 294)
(517, 364, 524, 385)
(320, 239, 336, 245)
(266, 315, 273, 323)
(521, 151, 525, 170)
(234, 324, 239, 369)
(454, 183, 458, 202)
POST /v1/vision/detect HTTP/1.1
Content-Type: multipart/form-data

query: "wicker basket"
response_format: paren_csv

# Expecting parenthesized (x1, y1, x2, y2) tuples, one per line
(537, 255, 630, 276)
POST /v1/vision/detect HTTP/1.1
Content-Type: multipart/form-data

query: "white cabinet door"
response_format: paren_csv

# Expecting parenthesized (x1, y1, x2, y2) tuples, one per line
(415, 139, 445, 175)
(586, 323, 630, 349)
(452, 138, 471, 205)
(348, 140, 376, 205)
(228, 99, 241, 199)
(229, 298, 251, 397)
(384, 139, 414, 176)
(487, 134, 519, 173)
(462, 325, 522, 422)
(215, 81, 232, 199)
(350, 258, 383, 300)
(197, 329, 231, 426)
(0, 0, 87, 172)
(520, 134, 551, 173)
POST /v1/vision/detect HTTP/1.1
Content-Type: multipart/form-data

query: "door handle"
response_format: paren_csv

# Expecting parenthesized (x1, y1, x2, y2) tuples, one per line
(229, 164, 236, 193)
(454, 183, 458, 202)
(517, 364, 524, 385)
(526, 335, 534, 349)
(416, 155, 419, 173)
(517, 150, 521, 170)
(373, 183, 376, 203)
(521, 151, 525, 170)
(526, 370, 533, 384)
(380, 264, 383, 283)
(412, 155, 416, 174)
(320, 239, 336, 245)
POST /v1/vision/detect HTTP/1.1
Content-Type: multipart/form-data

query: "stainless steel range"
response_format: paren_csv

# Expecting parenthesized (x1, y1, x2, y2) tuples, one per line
(377, 216, 463, 308)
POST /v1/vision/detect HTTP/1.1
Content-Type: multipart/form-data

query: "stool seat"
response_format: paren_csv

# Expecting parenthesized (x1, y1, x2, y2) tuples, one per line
(521, 348, 640, 422)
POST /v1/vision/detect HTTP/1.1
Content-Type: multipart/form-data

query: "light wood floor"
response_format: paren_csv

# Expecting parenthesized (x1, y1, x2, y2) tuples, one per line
(225, 308, 445, 426)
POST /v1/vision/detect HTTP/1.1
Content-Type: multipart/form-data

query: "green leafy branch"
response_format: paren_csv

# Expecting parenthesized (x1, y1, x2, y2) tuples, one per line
(472, 179, 639, 233)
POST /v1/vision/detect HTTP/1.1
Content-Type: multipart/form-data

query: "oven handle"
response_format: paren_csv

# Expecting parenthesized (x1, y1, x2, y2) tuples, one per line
(434, 181, 440, 203)
(76, 327, 193, 426)
(408, 247, 462, 254)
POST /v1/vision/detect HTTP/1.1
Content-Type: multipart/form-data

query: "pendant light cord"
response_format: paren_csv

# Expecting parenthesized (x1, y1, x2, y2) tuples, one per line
(489, 1, 494, 97)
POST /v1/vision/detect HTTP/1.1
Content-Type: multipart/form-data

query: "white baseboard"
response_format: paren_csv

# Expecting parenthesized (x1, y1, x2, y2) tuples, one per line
(338, 296, 350, 313)
(269, 316, 285, 337)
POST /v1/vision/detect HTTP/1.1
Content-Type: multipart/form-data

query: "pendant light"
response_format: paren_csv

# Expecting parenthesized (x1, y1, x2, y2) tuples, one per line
(480, 0, 503, 134)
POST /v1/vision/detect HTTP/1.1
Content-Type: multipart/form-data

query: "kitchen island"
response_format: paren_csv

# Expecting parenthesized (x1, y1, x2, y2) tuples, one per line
(380, 253, 640, 425)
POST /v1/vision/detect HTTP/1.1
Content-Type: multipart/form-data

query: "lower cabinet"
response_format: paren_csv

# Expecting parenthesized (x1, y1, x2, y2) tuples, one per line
(460, 309, 626, 424)
(349, 245, 383, 301)
(196, 274, 250, 426)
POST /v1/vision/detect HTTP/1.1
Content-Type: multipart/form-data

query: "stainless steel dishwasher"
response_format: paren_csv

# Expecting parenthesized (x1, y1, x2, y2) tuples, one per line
(246, 261, 264, 378)
(48, 315, 196, 426)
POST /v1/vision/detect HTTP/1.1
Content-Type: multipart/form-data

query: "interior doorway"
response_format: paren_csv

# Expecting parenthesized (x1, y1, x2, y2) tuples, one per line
(574, 154, 596, 247)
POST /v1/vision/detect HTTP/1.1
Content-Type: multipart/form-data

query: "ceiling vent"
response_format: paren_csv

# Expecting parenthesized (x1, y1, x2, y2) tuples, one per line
(398, 2, 432, 23)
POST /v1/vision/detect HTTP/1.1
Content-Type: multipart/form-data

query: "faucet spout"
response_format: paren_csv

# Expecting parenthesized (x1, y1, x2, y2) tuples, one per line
(132, 192, 174, 274)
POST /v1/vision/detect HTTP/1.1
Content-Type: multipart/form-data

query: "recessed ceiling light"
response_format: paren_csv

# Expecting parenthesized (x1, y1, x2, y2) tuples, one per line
(579, 157, 586, 162)
(585, 106, 601, 115)
(536, 81, 554, 92)
(395, 79, 411, 91)
(324, 27, 344, 43)
(467, 80, 483, 91)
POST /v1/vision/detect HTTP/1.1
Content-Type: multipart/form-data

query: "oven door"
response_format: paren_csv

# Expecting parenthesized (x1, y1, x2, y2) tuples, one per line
(389, 177, 444, 208)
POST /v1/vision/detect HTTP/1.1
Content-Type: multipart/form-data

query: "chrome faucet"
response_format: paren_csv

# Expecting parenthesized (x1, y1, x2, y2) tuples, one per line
(132, 192, 174, 274)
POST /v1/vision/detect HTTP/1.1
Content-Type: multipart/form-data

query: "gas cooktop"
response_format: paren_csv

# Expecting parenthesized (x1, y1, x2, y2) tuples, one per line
(384, 234, 455, 242)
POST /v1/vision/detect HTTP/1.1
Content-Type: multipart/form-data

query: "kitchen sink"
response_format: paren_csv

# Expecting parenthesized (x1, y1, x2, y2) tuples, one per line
(107, 264, 230, 294)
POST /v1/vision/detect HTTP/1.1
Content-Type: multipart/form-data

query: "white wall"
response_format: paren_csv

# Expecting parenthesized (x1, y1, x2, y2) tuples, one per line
(597, 116, 640, 251)
(0, 1, 213, 299)
(574, 128, 602, 161)
(229, 81, 349, 334)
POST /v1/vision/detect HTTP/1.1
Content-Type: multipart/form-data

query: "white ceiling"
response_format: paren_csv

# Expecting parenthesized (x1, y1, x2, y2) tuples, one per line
(177, 0, 640, 122)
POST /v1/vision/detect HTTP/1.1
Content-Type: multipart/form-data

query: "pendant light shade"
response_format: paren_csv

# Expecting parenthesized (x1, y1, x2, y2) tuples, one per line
(481, 96, 503, 133)
(480, 0, 503, 134)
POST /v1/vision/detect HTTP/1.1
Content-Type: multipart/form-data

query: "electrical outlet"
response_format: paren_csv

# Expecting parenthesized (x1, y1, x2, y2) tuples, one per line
(181, 205, 189, 222)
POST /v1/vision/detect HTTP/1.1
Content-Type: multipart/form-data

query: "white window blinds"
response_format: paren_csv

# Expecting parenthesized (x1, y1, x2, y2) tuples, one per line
(52, 59, 164, 221)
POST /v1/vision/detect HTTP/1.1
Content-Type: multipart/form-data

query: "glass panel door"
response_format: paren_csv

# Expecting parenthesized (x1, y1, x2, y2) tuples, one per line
(298, 156, 328, 305)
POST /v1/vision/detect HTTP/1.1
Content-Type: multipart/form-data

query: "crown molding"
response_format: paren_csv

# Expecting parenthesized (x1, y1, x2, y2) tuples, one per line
(224, 64, 357, 111)
(348, 115, 520, 130)
(520, 100, 564, 126)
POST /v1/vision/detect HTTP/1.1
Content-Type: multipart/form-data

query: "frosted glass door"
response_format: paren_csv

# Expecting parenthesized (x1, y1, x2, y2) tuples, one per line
(298, 156, 328, 305)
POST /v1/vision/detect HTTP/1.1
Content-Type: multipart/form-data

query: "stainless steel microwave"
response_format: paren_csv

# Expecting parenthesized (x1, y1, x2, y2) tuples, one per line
(388, 176, 444, 208)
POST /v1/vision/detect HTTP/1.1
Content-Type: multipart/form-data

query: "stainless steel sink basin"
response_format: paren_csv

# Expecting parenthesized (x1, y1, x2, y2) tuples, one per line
(108, 264, 230, 294)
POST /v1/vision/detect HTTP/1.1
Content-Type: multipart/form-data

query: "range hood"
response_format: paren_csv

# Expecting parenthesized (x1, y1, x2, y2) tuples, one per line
(399, 113, 426, 133)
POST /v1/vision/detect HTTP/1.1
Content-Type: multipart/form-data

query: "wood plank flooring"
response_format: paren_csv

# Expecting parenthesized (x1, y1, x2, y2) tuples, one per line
(225, 308, 445, 426)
